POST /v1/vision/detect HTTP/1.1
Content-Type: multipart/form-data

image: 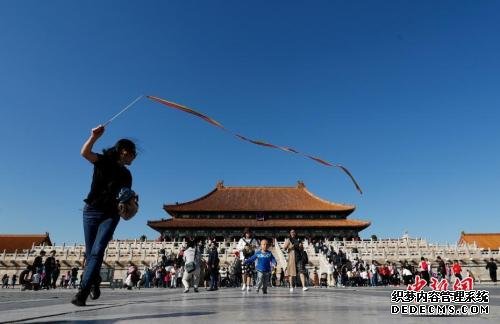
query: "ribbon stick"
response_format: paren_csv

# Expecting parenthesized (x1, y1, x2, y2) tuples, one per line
(104, 95, 144, 126)
(147, 95, 363, 194)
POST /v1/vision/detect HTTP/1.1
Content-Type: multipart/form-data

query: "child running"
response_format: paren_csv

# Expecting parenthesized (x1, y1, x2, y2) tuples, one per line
(243, 239, 276, 294)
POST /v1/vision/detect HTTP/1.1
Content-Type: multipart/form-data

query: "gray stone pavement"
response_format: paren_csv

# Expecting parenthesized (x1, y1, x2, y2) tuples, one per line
(0, 285, 499, 323)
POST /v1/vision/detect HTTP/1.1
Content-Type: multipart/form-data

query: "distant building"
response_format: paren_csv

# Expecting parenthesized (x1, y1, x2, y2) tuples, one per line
(458, 232, 500, 251)
(148, 181, 370, 240)
(0, 233, 52, 253)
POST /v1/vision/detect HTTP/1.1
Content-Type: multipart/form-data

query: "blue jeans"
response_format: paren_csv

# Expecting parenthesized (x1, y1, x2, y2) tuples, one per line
(81, 204, 119, 292)
(256, 271, 270, 292)
(371, 272, 378, 286)
(210, 269, 218, 289)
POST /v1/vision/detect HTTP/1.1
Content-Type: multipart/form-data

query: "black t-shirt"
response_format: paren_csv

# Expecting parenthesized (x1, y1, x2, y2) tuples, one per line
(84, 153, 132, 214)
(19, 270, 30, 283)
(289, 237, 301, 252)
(44, 256, 56, 271)
(33, 256, 43, 268)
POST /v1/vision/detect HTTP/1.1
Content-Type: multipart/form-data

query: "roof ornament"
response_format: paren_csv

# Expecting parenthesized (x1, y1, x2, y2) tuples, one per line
(297, 181, 306, 189)
(216, 180, 224, 189)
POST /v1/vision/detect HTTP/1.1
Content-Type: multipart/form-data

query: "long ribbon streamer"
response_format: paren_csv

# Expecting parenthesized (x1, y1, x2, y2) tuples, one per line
(147, 95, 363, 194)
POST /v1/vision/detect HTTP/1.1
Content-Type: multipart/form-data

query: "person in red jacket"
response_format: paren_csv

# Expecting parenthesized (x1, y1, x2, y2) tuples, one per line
(452, 260, 462, 280)
(419, 257, 430, 284)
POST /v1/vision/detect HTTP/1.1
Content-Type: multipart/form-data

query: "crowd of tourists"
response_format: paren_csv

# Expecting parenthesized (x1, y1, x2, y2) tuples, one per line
(2, 230, 498, 295)
(311, 239, 498, 288)
(0, 250, 83, 291)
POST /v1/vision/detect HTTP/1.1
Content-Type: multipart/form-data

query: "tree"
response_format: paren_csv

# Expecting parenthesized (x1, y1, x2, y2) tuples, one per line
(371, 234, 378, 241)
(139, 235, 147, 242)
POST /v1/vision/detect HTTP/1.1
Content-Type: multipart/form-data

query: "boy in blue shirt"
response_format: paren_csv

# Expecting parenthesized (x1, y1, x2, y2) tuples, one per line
(244, 239, 276, 294)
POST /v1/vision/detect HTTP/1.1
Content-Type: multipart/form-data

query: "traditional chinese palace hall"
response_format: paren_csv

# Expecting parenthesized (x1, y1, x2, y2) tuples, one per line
(148, 181, 370, 240)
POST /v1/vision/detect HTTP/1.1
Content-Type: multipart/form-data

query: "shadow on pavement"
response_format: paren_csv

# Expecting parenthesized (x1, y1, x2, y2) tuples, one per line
(30, 311, 216, 323)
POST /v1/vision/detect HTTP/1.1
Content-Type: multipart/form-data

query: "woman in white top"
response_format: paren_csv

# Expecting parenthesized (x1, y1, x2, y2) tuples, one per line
(327, 262, 335, 287)
(237, 228, 259, 291)
(182, 240, 201, 293)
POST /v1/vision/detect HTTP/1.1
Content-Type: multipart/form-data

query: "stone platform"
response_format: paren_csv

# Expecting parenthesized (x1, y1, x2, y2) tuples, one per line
(0, 285, 499, 323)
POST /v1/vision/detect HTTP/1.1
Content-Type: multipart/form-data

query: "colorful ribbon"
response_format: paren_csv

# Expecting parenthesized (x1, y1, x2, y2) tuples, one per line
(147, 95, 363, 194)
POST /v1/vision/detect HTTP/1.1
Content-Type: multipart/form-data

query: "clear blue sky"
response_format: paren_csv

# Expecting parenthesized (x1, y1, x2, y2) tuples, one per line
(1, 1, 498, 245)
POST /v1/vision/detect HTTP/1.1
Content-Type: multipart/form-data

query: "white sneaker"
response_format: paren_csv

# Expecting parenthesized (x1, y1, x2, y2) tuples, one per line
(303, 287, 309, 291)
(247, 286, 251, 292)
(289, 287, 294, 292)
(241, 284, 246, 291)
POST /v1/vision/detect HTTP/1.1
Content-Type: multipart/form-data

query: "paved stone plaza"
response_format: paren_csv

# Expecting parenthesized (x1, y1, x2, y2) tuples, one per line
(0, 285, 499, 323)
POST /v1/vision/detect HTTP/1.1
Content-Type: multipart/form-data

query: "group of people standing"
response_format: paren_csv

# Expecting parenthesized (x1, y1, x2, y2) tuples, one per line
(141, 240, 220, 293)
(2, 250, 81, 291)
(31, 250, 61, 289)
(235, 228, 310, 294)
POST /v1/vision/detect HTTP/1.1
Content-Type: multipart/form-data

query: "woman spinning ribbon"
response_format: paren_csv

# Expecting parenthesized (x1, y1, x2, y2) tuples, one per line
(72, 124, 138, 306)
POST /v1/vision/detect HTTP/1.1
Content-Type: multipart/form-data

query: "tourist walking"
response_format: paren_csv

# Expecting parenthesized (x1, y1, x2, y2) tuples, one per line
(2, 274, 9, 288)
(230, 252, 242, 287)
(52, 260, 61, 289)
(452, 260, 462, 280)
(419, 257, 430, 284)
(11, 274, 17, 289)
(207, 243, 220, 291)
(70, 267, 79, 288)
(243, 239, 276, 294)
(43, 250, 57, 289)
(182, 240, 201, 293)
(32, 250, 45, 276)
(72, 124, 138, 306)
(327, 262, 335, 287)
(237, 228, 259, 292)
(486, 258, 497, 283)
(369, 261, 378, 286)
(436, 256, 446, 281)
(283, 229, 308, 292)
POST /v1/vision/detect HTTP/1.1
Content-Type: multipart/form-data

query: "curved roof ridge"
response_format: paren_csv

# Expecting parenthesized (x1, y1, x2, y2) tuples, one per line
(301, 187, 355, 210)
(221, 186, 297, 189)
(164, 182, 357, 214)
(0, 233, 49, 238)
(163, 187, 219, 208)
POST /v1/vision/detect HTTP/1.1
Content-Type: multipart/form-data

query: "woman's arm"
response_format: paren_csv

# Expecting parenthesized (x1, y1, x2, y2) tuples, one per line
(81, 125, 105, 163)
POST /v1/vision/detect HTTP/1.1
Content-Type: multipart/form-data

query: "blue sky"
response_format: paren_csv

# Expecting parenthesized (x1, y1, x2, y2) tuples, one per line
(0, 1, 498, 245)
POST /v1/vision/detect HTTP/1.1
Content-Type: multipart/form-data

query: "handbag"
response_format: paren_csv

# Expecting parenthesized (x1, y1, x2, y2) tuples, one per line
(117, 188, 139, 220)
(185, 248, 198, 273)
(185, 262, 196, 273)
